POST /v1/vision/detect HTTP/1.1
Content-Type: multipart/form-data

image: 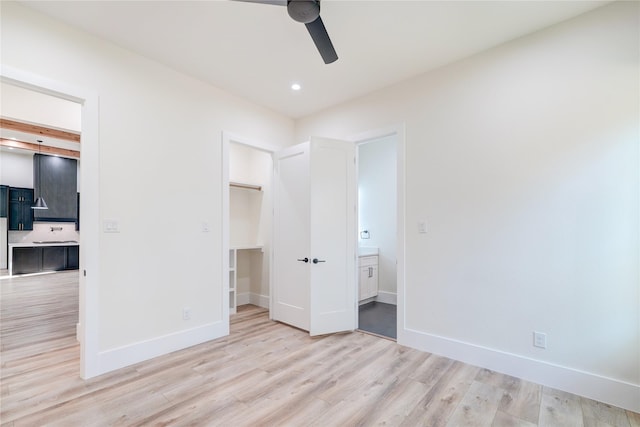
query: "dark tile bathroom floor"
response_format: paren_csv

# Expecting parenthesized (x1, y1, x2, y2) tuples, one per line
(358, 301, 397, 340)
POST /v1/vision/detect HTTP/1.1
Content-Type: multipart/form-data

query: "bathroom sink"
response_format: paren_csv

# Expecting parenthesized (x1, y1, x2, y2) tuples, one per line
(358, 247, 378, 256)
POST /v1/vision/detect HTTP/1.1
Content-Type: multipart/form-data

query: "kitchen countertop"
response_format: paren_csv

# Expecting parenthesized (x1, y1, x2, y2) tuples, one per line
(9, 241, 79, 248)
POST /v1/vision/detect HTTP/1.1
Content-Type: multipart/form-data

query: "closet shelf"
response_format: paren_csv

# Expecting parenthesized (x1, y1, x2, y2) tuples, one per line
(230, 181, 262, 192)
(230, 245, 264, 251)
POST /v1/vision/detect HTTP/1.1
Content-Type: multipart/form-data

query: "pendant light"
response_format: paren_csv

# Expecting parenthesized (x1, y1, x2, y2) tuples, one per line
(32, 139, 48, 210)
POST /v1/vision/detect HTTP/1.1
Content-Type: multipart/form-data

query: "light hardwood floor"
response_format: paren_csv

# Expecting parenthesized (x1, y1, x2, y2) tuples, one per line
(1, 271, 638, 426)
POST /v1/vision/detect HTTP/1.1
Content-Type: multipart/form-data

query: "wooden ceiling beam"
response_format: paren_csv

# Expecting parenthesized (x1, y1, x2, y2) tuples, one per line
(0, 138, 80, 159)
(0, 118, 81, 143)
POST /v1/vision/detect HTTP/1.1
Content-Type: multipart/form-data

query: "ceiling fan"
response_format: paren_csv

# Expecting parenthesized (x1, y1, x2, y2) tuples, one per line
(236, 0, 338, 64)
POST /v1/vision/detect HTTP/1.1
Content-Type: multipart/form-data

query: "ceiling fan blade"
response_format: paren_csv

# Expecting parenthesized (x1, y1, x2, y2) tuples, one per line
(305, 16, 338, 64)
(234, 0, 287, 6)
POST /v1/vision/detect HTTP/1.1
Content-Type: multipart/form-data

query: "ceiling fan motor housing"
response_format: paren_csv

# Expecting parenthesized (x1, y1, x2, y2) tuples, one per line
(287, 0, 320, 23)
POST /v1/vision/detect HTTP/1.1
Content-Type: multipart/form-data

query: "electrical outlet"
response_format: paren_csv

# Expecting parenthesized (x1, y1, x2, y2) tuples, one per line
(183, 307, 191, 320)
(533, 331, 547, 349)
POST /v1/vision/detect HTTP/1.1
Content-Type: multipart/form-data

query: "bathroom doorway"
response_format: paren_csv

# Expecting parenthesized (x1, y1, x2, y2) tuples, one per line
(357, 134, 397, 339)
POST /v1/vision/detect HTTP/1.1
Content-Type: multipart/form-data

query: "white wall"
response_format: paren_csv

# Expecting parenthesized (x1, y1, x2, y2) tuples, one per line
(296, 2, 639, 411)
(0, 82, 82, 131)
(1, 2, 293, 374)
(1, 150, 33, 188)
(229, 143, 272, 249)
(229, 189, 262, 249)
(358, 135, 397, 296)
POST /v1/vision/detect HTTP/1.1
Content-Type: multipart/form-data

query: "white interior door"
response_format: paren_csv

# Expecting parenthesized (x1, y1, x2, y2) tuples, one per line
(272, 143, 311, 330)
(308, 138, 356, 335)
(272, 137, 356, 335)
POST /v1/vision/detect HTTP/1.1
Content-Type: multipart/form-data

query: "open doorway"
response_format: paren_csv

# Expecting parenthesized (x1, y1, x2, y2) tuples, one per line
(222, 133, 275, 318)
(356, 134, 398, 340)
(0, 83, 82, 345)
(1, 67, 100, 379)
(0, 81, 83, 380)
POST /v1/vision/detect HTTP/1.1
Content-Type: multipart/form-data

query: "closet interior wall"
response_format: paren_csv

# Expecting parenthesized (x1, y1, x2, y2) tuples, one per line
(229, 143, 272, 312)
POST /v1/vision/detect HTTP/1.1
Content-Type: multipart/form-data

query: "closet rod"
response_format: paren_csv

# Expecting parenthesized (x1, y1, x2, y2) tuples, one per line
(230, 181, 262, 192)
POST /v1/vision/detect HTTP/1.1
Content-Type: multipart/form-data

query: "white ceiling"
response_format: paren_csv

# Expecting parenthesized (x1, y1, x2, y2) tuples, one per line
(0, 82, 81, 155)
(21, 0, 609, 119)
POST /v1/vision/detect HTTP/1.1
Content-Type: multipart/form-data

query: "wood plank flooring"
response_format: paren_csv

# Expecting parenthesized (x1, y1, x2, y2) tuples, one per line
(1, 271, 638, 426)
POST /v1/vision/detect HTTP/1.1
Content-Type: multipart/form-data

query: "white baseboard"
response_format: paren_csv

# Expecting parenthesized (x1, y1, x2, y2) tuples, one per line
(375, 291, 397, 305)
(97, 320, 227, 375)
(238, 292, 269, 309)
(249, 293, 269, 309)
(358, 296, 376, 306)
(237, 292, 269, 308)
(399, 327, 640, 413)
(237, 292, 250, 306)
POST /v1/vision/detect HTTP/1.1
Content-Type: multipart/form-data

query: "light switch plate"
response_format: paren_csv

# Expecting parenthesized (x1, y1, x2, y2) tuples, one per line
(103, 219, 120, 233)
(418, 220, 428, 233)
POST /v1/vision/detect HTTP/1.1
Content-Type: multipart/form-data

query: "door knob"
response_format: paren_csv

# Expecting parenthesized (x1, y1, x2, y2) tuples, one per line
(312, 258, 326, 264)
(297, 257, 309, 263)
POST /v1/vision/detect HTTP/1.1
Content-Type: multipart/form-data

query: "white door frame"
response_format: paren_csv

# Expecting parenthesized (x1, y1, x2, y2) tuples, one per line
(221, 131, 279, 320)
(1, 65, 101, 378)
(348, 124, 406, 342)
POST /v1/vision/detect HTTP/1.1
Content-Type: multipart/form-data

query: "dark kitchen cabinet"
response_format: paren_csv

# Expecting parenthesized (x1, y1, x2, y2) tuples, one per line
(76, 193, 80, 231)
(66, 245, 79, 270)
(12, 245, 80, 275)
(0, 185, 8, 218)
(12, 247, 42, 275)
(9, 187, 34, 230)
(33, 154, 78, 222)
(42, 246, 67, 271)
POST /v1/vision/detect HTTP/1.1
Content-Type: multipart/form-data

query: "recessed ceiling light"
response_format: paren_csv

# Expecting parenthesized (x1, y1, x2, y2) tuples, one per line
(291, 83, 301, 91)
